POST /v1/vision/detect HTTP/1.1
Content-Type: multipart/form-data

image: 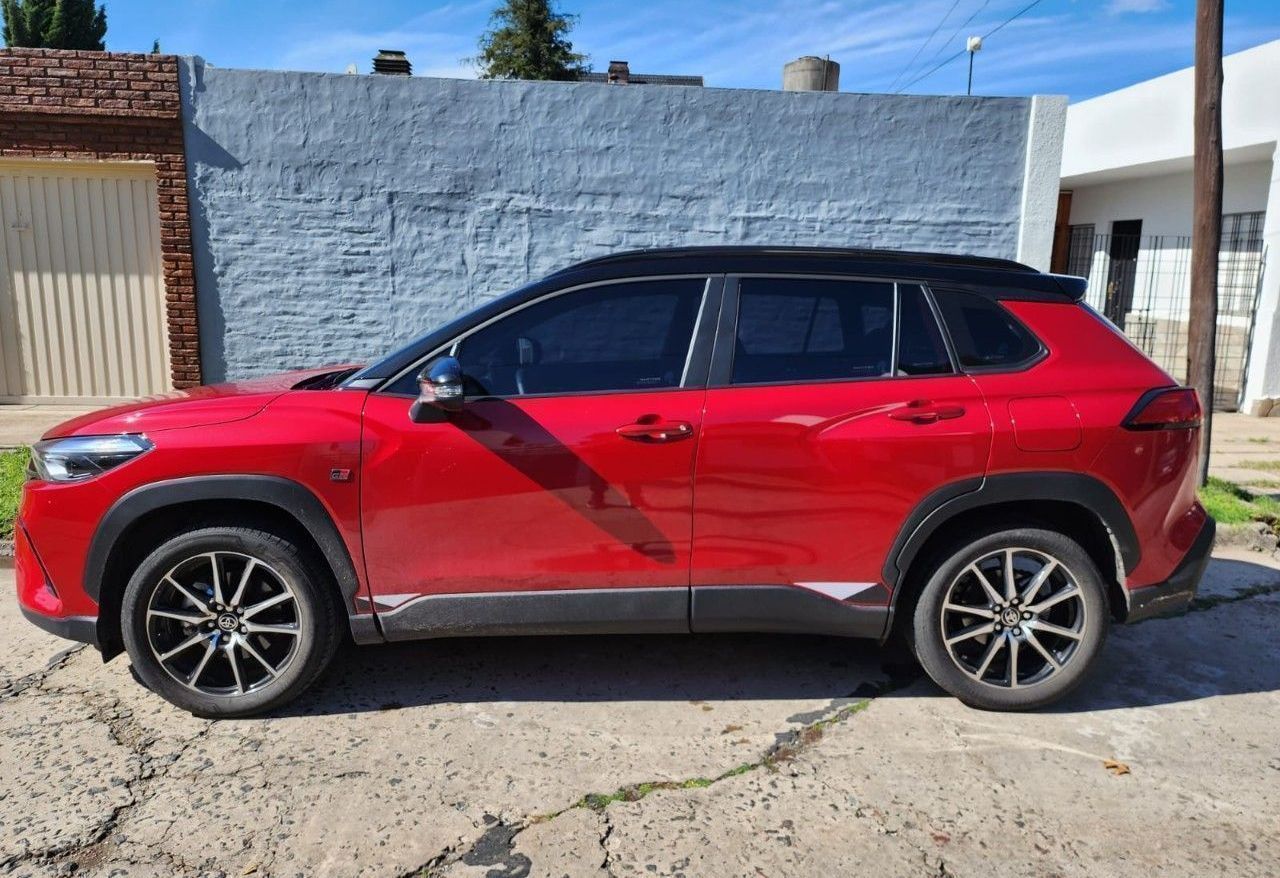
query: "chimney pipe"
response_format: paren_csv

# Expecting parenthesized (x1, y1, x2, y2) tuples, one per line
(373, 49, 412, 76)
(607, 60, 630, 85)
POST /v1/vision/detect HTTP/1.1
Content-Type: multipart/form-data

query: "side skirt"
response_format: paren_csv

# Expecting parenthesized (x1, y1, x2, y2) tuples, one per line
(376, 588, 690, 642)
(691, 586, 888, 639)
(371, 585, 890, 642)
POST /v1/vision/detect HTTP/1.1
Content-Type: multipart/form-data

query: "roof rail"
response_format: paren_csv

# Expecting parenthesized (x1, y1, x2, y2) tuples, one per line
(555, 246, 1037, 275)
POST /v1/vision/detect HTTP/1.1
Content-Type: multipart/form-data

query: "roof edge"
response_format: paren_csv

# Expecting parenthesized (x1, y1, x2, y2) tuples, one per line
(555, 246, 1037, 276)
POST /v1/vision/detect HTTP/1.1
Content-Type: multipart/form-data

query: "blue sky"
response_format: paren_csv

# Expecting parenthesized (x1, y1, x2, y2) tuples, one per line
(103, 0, 1280, 101)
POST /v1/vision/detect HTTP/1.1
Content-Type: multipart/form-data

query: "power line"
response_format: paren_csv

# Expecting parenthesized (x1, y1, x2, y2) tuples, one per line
(981, 0, 1050, 41)
(895, 0, 1048, 94)
(896, 0, 993, 93)
(887, 0, 964, 93)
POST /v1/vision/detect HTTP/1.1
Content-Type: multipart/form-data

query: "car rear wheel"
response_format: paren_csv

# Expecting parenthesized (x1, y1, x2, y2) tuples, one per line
(121, 527, 340, 718)
(911, 527, 1109, 710)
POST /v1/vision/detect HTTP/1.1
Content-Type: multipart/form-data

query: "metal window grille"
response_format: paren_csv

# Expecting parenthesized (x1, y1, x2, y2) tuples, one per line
(1074, 212, 1265, 410)
(1066, 224, 1095, 279)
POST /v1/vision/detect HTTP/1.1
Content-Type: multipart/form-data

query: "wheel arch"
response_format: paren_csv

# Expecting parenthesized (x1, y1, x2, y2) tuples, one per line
(87, 475, 371, 659)
(884, 473, 1137, 636)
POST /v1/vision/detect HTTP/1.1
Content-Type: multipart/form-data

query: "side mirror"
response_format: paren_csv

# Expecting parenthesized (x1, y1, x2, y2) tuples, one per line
(410, 356, 465, 421)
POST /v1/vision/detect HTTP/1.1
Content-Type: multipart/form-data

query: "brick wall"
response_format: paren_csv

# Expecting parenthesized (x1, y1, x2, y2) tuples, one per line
(0, 48, 199, 388)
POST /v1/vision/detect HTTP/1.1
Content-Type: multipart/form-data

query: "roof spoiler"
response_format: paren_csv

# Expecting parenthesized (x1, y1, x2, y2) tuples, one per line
(1048, 273, 1088, 302)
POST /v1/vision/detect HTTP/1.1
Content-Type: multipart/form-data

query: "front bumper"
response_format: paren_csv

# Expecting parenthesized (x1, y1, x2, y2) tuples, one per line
(19, 604, 99, 647)
(14, 521, 99, 648)
(1124, 516, 1215, 623)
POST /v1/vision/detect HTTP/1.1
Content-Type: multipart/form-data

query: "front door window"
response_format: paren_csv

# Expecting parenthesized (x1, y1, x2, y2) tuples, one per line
(456, 279, 706, 397)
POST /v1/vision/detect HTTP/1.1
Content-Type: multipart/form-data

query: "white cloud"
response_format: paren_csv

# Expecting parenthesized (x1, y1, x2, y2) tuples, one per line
(1106, 0, 1171, 14)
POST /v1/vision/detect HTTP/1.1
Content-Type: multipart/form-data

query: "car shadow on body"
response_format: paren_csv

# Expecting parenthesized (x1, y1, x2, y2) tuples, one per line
(275, 556, 1280, 718)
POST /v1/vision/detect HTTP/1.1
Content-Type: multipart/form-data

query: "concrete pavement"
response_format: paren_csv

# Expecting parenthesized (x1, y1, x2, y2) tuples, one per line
(1207, 411, 1280, 489)
(2, 548, 1278, 877)
(0, 406, 97, 449)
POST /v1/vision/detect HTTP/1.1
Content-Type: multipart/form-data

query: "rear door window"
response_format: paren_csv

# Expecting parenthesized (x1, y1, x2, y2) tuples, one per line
(933, 289, 1042, 370)
(731, 278, 894, 384)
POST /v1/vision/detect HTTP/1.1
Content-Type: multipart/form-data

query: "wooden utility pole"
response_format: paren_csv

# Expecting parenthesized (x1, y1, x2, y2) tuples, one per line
(1189, 0, 1223, 485)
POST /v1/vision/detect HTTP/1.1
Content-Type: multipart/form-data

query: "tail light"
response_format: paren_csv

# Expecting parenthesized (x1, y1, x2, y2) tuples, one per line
(1122, 387, 1202, 431)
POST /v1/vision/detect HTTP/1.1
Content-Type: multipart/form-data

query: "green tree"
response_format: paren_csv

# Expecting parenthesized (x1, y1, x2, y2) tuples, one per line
(473, 0, 587, 81)
(2, 0, 106, 50)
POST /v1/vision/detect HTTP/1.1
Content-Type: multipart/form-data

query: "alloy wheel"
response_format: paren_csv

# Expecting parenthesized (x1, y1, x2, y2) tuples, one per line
(144, 551, 302, 697)
(939, 547, 1087, 689)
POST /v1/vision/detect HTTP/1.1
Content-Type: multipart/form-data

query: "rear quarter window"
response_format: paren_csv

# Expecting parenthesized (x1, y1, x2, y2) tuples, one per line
(933, 289, 1042, 370)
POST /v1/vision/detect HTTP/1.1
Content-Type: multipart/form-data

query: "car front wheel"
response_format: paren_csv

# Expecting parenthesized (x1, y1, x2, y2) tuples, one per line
(911, 527, 1110, 710)
(120, 527, 341, 717)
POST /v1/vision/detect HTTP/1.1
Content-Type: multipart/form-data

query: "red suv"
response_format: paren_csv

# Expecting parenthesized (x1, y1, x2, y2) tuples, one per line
(15, 247, 1212, 716)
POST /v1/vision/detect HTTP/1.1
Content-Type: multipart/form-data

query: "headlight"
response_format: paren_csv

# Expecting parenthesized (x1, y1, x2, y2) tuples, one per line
(29, 435, 153, 483)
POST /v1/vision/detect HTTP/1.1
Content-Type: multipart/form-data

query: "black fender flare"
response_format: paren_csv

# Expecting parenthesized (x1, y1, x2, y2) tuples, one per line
(85, 474, 364, 609)
(883, 471, 1138, 599)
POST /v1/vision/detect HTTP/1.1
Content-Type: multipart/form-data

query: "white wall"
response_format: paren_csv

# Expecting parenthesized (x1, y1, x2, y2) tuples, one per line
(1062, 39, 1280, 182)
(1017, 95, 1068, 270)
(1067, 160, 1271, 236)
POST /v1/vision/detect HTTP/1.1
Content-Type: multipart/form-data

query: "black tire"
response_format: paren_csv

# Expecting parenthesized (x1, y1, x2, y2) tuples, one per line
(911, 526, 1109, 711)
(120, 527, 341, 718)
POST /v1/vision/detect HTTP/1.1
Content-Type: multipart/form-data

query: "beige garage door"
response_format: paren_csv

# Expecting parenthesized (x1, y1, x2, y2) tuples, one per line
(0, 160, 170, 403)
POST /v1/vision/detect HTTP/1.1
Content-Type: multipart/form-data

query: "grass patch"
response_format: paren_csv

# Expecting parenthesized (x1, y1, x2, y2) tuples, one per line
(1, 447, 29, 541)
(1242, 459, 1280, 473)
(1199, 476, 1280, 525)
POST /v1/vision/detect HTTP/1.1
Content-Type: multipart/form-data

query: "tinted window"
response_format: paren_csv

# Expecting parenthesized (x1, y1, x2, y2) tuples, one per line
(934, 289, 1041, 369)
(896, 286, 952, 376)
(732, 279, 894, 384)
(454, 278, 706, 396)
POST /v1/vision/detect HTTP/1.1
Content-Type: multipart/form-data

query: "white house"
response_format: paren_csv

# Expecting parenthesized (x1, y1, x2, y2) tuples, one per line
(1056, 39, 1280, 413)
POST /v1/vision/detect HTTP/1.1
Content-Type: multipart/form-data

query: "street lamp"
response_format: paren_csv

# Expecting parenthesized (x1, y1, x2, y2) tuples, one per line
(966, 35, 983, 95)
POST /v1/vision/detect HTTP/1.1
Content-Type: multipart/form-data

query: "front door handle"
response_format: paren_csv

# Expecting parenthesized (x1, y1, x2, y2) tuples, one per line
(616, 420, 694, 442)
(889, 400, 966, 424)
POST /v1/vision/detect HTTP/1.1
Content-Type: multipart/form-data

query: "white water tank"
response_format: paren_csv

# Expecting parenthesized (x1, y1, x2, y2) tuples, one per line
(783, 56, 839, 92)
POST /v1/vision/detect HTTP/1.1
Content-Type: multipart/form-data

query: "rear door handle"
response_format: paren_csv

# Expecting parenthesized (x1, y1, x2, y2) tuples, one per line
(889, 401, 966, 424)
(616, 420, 694, 442)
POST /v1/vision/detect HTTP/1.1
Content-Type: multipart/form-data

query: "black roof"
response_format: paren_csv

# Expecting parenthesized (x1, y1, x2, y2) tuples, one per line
(552, 246, 1036, 276)
(352, 245, 1085, 383)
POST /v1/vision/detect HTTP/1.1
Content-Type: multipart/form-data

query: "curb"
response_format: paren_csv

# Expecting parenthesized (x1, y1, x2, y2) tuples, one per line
(1213, 521, 1277, 553)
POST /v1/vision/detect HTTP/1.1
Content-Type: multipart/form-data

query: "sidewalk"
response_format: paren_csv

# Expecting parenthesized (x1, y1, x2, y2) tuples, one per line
(0, 404, 98, 448)
(1207, 412, 1280, 488)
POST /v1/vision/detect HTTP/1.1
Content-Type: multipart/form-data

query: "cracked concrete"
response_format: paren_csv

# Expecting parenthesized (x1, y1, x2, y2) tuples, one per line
(3, 546, 1279, 877)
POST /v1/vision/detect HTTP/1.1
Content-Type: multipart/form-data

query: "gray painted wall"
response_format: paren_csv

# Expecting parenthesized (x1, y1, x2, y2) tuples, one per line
(179, 58, 1064, 381)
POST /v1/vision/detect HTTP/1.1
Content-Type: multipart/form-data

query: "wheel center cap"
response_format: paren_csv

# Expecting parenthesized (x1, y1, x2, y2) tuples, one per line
(1000, 607, 1021, 627)
(216, 613, 239, 632)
